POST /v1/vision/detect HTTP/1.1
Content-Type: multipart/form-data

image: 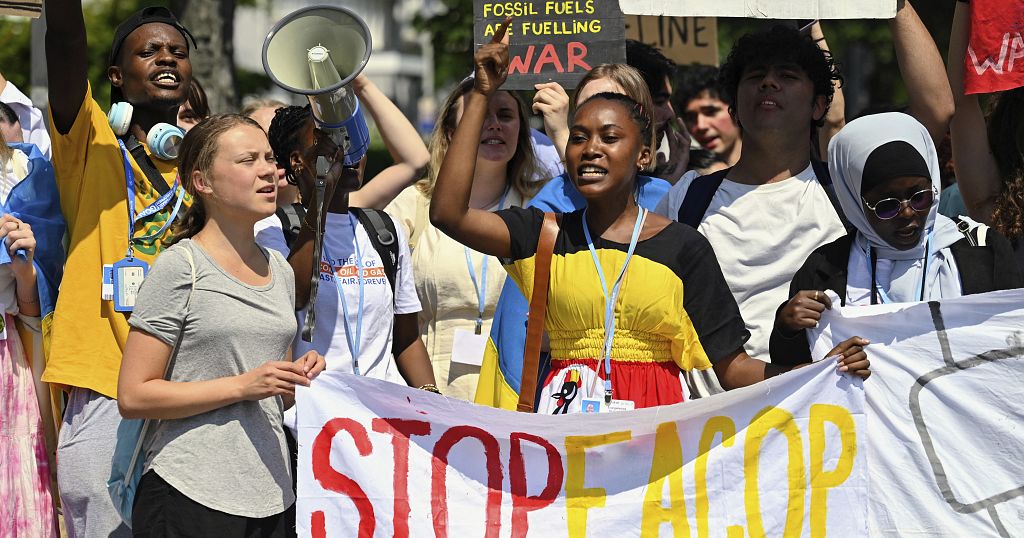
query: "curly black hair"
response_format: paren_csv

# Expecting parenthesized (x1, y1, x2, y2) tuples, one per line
(674, 64, 722, 112)
(575, 91, 653, 144)
(267, 105, 312, 186)
(626, 39, 675, 100)
(718, 25, 843, 128)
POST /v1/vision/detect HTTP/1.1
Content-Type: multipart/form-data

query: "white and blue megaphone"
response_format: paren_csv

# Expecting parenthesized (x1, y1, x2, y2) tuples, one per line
(262, 5, 372, 167)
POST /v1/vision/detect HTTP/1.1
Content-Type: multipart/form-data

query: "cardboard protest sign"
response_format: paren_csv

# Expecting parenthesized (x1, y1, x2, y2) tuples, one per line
(295, 360, 867, 537)
(963, 0, 1024, 95)
(617, 0, 895, 19)
(810, 289, 1024, 536)
(624, 15, 718, 66)
(474, 0, 626, 90)
(0, 0, 42, 17)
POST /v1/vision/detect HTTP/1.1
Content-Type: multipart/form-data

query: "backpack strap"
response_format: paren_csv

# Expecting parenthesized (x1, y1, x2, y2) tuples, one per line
(955, 216, 990, 247)
(809, 159, 851, 230)
(351, 207, 399, 298)
(125, 135, 172, 196)
(677, 167, 730, 228)
(275, 203, 307, 249)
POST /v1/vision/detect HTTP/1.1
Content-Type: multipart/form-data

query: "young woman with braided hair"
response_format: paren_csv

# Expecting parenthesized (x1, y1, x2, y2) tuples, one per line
(432, 22, 871, 414)
(267, 104, 436, 396)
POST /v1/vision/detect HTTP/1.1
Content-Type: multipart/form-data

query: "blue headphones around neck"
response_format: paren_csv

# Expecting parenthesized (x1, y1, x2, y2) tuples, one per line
(107, 101, 185, 161)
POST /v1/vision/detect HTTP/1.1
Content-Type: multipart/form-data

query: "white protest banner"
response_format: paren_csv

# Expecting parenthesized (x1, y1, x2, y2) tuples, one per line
(617, 0, 895, 20)
(809, 289, 1024, 537)
(0, 0, 41, 17)
(296, 360, 865, 537)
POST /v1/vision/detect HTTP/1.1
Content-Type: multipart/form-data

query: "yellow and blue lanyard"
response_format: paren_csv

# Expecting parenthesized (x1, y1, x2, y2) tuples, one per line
(117, 139, 184, 259)
(581, 207, 647, 403)
(322, 213, 366, 375)
(464, 189, 509, 334)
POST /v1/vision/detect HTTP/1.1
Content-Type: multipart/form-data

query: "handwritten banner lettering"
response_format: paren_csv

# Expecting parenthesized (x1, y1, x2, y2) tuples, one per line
(810, 289, 1024, 536)
(963, 0, 1024, 94)
(474, 0, 626, 90)
(624, 15, 718, 66)
(296, 360, 866, 536)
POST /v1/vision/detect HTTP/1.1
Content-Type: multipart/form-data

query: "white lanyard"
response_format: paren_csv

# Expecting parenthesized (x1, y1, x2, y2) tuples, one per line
(464, 189, 509, 334)
(322, 214, 365, 375)
(581, 207, 647, 403)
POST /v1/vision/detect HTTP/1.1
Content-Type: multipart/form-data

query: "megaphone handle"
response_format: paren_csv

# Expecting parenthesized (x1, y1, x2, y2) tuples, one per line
(300, 158, 330, 343)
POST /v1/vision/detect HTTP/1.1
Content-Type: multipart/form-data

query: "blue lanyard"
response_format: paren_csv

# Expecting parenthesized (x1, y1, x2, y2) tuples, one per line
(464, 189, 509, 334)
(866, 230, 933, 304)
(581, 207, 647, 403)
(323, 214, 366, 375)
(118, 139, 183, 258)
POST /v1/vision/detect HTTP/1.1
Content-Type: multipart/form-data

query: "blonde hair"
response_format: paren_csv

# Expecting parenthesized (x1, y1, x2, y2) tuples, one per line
(240, 99, 288, 118)
(172, 114, 265, 242)
(418, 78, 540, 199)
(573, 64, 657, 172)
(0, 128, 11, 166)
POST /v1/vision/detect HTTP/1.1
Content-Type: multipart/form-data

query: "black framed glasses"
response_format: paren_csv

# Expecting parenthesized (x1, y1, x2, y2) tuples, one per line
(862, 187, 937, 220)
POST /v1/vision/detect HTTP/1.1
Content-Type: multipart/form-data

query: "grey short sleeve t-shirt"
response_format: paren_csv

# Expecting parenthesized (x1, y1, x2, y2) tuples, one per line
(128, 239, 297, 518)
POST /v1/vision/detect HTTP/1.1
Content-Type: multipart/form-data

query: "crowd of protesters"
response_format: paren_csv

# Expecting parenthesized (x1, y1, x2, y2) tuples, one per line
(2, 0, 1022, 536)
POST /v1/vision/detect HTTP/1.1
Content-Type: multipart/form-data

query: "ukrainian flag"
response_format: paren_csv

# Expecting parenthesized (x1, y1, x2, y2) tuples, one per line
(3, 143, 67, 339)
(474, 173, 671, 409)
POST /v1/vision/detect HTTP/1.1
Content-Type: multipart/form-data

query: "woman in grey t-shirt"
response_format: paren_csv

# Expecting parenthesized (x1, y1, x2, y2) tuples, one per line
(118, 114, 325, 535)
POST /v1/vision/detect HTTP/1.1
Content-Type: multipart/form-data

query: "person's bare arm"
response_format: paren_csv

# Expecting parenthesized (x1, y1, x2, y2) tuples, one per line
(118, 329, 319, 419)
(349, 75, 430, 209)
(713, 337, 869, 390)
(892, 0, 955, 145)
(810, 22, 846, 157)
(428, 20, 515, 259)
(45, 0, 89, 134)
(947, 1, 1002, 223)
(392, 313, 436, 388)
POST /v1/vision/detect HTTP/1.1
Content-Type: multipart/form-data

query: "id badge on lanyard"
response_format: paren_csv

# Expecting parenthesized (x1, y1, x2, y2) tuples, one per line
(582, 207, 647, 408)
(110, 140, 183, 312)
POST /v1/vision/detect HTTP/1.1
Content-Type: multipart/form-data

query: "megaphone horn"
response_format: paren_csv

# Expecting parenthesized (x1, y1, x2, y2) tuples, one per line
(262, 5, 372, 167)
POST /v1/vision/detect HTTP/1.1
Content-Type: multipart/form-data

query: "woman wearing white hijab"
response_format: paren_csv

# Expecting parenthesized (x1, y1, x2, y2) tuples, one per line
(770, 113, 1022, 365)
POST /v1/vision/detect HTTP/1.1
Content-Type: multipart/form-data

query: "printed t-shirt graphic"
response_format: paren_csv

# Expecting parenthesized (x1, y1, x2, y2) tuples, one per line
(42, 83, 190, 398)
(294, 211, 420, 384)
(496, 206, 750, 414)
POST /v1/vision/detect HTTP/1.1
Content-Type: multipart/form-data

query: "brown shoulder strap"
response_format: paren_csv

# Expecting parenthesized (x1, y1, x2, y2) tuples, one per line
(517, 212, 560, 412)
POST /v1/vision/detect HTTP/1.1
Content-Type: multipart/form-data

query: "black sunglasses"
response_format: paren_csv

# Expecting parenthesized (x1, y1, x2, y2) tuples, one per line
(862, 187, 936, 220)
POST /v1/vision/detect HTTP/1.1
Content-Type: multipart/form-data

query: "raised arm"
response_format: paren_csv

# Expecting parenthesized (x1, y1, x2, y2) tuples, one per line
(428, 20, 514, 259)
(947, 1, 1002, 223)
(44, 0, 89, 134)
(810, 22, 845, 157)
(349, 75, 430, 209)
(892, 0, 955, 145)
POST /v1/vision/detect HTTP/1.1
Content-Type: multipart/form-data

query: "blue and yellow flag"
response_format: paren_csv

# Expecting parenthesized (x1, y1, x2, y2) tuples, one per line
(4, 143, 67, 323)
(474, 173, 671, 409)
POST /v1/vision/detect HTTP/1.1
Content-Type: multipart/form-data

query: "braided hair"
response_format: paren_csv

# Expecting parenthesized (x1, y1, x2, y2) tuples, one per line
(268, 105, 312, 186)
(575, 91, 654, 144)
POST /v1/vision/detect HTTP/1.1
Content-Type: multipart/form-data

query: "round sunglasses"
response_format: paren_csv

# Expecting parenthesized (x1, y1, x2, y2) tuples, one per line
(861, 187, 936, 220)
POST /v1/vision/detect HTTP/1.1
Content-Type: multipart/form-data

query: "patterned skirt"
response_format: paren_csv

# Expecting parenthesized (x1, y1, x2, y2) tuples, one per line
(0, 313, 56, 537)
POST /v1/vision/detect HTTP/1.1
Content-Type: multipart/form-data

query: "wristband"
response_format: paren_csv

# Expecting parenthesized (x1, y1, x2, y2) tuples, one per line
(418, 383, 441, 394)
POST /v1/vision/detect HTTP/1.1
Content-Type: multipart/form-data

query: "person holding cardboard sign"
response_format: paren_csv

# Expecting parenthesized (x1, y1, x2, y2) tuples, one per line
(433, 20, 869, 414)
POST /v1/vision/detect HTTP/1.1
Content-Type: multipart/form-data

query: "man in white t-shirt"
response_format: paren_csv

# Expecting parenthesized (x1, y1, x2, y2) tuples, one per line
(657, 4, 953, 362)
